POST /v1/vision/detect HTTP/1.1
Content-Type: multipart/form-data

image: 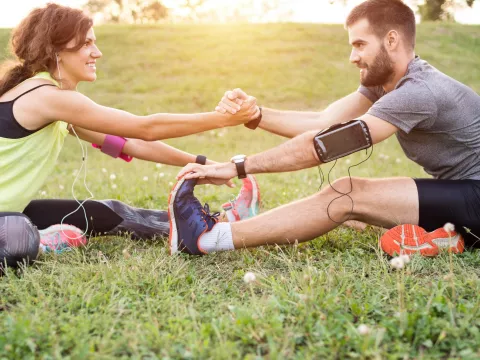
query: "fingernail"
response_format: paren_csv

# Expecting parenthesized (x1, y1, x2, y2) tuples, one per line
(232, 110, 236, 114)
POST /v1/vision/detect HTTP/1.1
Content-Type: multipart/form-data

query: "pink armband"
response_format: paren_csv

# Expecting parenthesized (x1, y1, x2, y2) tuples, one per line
(92, 135, 133, 162)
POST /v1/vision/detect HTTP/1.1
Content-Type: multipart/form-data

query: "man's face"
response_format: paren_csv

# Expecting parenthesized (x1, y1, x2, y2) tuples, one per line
(348, 19, 394, 87)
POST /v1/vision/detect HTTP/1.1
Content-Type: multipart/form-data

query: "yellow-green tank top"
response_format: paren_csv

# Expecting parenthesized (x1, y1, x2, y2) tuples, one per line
(0, 72, 68, 212)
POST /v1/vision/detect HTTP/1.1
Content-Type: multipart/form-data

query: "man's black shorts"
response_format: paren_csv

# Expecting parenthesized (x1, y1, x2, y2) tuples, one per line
(415, 178, 480, 248)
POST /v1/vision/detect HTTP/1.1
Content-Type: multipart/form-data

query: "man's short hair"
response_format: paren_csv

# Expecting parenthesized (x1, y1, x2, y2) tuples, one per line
(345, 0, 416, 50)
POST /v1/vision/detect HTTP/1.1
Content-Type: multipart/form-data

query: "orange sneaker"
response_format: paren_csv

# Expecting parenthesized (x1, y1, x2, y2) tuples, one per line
(380, 224, 465, 257)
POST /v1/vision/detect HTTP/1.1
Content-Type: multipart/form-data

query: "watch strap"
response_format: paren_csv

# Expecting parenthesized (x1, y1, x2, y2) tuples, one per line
(195, 155, 207, 165)
(244, 106, 262, 130)
(235, 160, 247, 179)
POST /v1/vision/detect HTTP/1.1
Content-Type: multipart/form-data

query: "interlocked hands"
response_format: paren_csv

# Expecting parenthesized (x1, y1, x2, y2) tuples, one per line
(216, 88, 260, 123)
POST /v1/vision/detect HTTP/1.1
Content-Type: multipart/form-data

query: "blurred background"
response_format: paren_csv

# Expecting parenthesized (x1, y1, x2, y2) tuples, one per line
(1, 0, 479, 28)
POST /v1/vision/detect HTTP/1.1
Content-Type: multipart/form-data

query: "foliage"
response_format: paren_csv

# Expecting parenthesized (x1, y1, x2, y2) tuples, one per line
(419, 0, 476, 21)
(85, 0, 168, 23)
(0, 22, 480, 358)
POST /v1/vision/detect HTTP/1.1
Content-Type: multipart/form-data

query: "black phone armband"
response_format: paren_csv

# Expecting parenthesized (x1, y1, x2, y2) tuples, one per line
(313, 120, 372, 163)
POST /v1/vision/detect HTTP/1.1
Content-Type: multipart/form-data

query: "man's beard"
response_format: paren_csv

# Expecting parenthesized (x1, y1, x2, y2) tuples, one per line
(359, 45, 395, 87)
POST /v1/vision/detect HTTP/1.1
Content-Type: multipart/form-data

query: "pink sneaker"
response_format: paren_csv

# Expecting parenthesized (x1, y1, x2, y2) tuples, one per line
(222, 175, 260, 222)
(39, 224, 88, 254)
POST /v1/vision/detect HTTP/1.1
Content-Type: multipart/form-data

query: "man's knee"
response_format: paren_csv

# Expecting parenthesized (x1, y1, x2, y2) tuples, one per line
(0, 213, 39, 270)
(325, 176, 370, 195)
(317, 177, 374, 222)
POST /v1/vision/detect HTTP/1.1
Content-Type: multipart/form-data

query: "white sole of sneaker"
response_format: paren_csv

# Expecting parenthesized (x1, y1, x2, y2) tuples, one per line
(168, 177, 185, 255)
(38, 224, 84, 237)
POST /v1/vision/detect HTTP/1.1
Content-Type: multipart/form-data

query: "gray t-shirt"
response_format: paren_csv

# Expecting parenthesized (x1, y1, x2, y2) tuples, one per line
(358, 56, 480, 180)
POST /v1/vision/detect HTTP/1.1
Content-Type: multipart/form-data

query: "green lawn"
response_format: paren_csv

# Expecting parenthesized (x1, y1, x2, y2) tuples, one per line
(1, 23, 480, 359)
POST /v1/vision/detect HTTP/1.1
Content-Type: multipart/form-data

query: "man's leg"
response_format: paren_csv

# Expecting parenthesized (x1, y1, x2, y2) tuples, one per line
(169, 176, 419, 254)
(230, 177, 418, 249)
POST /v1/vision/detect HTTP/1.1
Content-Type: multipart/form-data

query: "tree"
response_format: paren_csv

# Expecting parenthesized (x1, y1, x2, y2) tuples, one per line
(84, 0, 168, 23)
(418, 0, 476, 21)
(140, 1, 168, 22)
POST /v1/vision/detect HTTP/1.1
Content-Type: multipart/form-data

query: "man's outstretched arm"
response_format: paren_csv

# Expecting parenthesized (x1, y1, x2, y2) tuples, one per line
(216, 89, 373, 138)
(177, 114, 398, 183)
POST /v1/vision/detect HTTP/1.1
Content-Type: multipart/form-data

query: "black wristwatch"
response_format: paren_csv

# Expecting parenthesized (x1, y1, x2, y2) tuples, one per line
(195, 155, 207, 165)
(230, 154, 247, 179)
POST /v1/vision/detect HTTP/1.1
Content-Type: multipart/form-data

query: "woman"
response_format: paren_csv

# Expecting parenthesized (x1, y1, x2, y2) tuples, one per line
(0, 3, 261, 267)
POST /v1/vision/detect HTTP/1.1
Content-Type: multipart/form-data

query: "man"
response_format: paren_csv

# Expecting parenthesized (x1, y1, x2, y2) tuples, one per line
(169, 0, 480, 257)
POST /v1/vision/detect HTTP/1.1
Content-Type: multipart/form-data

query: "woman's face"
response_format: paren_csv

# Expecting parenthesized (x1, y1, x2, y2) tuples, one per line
(58, 27, 102, 87)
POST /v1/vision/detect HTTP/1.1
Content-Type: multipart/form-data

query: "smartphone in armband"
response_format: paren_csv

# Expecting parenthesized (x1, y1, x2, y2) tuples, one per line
(313, 120, 372, 163)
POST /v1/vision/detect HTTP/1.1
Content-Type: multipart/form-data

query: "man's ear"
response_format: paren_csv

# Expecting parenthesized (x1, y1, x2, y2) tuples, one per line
(386, 30, 399, 49)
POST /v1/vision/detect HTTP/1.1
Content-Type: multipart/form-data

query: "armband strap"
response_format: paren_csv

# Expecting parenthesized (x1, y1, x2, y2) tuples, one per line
(92, 135, 133, 162)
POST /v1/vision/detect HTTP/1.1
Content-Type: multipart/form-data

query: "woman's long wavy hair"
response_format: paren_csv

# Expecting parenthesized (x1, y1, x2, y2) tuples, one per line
(0, 3, 93, 96)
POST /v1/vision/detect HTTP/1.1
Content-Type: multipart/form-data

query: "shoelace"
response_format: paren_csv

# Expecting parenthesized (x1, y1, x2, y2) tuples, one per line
(202, 203, 220, 224)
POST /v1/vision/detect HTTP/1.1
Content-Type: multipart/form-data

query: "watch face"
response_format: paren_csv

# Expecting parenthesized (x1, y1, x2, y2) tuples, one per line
(230, 154, 246, 163)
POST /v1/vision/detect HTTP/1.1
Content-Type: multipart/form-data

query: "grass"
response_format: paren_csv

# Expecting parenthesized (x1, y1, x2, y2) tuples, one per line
(1, 22, 480, 359)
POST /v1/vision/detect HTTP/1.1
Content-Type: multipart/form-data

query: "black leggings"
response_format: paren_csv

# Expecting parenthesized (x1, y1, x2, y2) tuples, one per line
(15, 199, 169, 239)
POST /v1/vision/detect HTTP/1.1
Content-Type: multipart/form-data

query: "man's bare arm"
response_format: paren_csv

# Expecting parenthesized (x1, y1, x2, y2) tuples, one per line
(177, 114, 398, 183)
(217, 89, 373, 138)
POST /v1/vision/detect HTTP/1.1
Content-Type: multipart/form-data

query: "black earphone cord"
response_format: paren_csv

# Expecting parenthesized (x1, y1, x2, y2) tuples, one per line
(317, 146, 374, 224)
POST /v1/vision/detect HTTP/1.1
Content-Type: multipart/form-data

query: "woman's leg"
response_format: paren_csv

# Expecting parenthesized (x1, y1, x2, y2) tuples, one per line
(23, 199, 169, 239)
(0, 212, 39, 268)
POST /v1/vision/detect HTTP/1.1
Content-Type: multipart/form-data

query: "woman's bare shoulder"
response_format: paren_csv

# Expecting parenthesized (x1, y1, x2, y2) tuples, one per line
(0, 78, 58, 102)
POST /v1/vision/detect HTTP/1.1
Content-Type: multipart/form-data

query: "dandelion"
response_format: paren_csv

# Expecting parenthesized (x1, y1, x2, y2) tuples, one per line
(390, 256, 405, 269)
(168, 182, 173, 186)
(155, 163, 162, 169)
(227, 305, 235, 311)
(395, 158, 402, 164)
(243, 271, 256, 284)
(357, 324, 370, 335)
(159, 172, 165, 178)
(111, 183, 117, 189)
(40, 190, 47, 196)
(102, 168, 107, 173)
(443, 222, 455, 233)
(400, 254, 411, 264)
(59, 185, 64, 190)
(143, 176, 148, 181)
(122, 248, 131, 259)
(209, 130, 216, 136)
(298, 294, 309, 301)
(345, 159, 351, 165)
(110, 174, 116, 180)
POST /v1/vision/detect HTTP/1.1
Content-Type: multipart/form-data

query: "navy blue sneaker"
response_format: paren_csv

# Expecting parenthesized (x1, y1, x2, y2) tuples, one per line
(168, 177, 220, 255)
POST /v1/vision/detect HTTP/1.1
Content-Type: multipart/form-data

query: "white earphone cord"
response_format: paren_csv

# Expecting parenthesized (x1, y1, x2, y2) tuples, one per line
(56, 54, 95, 239)
(60, 125, 94, 239)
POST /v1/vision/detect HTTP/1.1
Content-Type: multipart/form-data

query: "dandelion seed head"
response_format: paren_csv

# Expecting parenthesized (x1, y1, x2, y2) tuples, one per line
(357, 324, 370, 335)
(390, 256, 404, 269)
(400, 254, 411, 264)
(443, 222, 455, 233)
(243, 271, 256, 284)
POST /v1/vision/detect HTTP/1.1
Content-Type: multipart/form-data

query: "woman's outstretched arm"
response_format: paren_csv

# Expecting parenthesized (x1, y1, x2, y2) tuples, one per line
(35, 87, 259, 141)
